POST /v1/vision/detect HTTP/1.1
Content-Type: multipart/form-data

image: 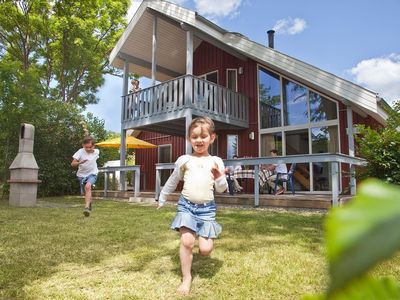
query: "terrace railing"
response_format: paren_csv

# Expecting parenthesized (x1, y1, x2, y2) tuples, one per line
(98, 165, 141, 197)
(155, 153, 367, 207)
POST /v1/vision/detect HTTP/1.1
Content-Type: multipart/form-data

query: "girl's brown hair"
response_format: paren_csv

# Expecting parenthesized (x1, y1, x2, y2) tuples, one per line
(82, 136, 95, 145)
(187, 117, 215, 137)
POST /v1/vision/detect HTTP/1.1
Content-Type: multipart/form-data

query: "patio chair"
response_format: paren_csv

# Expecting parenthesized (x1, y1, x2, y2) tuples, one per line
(274, 163, 296, 195)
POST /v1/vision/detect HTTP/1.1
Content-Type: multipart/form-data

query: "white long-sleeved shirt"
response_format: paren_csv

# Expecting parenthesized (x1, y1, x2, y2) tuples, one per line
(159, 154, 228, 205)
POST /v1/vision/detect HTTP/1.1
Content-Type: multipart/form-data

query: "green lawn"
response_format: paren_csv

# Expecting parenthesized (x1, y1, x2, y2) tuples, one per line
(0, 197, 399, 299)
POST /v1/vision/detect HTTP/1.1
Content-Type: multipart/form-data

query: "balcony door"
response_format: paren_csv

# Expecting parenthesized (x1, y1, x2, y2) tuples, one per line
(226, 69, 238, 92)
(199, 70, 218, 84)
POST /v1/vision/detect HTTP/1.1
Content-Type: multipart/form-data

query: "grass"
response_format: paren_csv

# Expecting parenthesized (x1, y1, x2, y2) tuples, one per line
(0, 197, 399, 300)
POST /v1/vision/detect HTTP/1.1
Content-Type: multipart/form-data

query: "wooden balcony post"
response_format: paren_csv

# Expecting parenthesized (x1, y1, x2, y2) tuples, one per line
(151, 15, 157, 86)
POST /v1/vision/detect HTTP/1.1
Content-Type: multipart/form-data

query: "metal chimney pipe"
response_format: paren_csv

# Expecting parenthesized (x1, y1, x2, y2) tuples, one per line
(267, 30, 275, 49)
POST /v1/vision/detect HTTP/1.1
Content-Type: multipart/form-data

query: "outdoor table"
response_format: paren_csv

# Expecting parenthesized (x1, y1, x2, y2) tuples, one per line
(233, 169, 272, 191)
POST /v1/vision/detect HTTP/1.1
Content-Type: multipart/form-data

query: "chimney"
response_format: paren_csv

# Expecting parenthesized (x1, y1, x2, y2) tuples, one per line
(267, 30, 275, 49)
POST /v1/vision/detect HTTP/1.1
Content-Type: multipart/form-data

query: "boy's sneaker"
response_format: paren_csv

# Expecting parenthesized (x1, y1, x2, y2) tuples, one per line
(83, 207, 91, 217)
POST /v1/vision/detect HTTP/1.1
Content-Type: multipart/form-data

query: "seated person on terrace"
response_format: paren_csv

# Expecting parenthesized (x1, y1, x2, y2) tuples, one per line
(266, 149, 287, 195)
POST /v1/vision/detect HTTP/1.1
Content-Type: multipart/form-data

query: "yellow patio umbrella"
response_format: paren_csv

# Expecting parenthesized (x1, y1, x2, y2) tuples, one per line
(95, 136, 157, 149)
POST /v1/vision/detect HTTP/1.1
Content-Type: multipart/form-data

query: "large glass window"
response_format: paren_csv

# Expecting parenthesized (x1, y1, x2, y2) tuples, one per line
(310, 92, 337, 122)
(283, 79, 308, 126)
(259, 67, 281, 128)
(311, 126, 339, 153)
(257, 66, 340, 192)
(311, 126, 338, 191)
(285, 129, 309, 155)
(260, 132, 282, 156)
(285, 129, 309, 191)
(313, 162, 330, 191)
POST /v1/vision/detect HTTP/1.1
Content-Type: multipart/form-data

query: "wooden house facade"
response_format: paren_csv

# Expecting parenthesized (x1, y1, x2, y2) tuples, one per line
(109, 0, 389, 194)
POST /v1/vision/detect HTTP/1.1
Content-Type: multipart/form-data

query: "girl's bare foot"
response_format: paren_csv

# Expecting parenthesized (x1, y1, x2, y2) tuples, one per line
(177, 276, 192, 295)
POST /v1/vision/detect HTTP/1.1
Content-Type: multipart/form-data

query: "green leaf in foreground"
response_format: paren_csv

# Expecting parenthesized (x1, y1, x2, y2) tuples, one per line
(325, 179, 400, 294)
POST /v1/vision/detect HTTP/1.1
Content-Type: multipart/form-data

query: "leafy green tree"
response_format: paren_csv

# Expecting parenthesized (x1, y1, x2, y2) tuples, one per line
(355, 101, 400, 184)
(0, 0, 130, 197)
(0, 0, 129, 106)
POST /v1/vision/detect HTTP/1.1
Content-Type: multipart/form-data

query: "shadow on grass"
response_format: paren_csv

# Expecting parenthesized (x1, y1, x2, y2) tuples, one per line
(0, 197, 324, 298)
(169, 248, 224, 280)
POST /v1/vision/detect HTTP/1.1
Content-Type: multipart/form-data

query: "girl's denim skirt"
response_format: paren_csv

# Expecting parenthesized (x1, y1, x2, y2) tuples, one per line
(171, 195, 222, 238)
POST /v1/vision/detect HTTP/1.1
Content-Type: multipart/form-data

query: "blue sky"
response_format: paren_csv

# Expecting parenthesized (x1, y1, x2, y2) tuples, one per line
(87, 0, 400, 132)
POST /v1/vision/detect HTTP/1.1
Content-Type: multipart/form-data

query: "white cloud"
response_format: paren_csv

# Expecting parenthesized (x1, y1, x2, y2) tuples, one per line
(349, 54, 400, 105)
(273, 17, 307, 35)
(194, 0, 242, 19)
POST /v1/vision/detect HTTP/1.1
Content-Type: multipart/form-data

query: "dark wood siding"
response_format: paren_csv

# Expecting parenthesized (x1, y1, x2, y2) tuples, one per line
(134, 42, 384, 193)
(135, 42, 263, 190)
(135, 131, 185, 191)
(194, 41, 259, 158)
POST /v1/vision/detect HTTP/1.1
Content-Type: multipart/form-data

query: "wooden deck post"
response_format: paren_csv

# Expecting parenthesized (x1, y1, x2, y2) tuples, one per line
(254, 164, 260, 207)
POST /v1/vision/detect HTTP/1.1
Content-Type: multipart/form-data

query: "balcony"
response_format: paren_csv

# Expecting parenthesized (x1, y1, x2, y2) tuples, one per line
(121, 75, 249, 136)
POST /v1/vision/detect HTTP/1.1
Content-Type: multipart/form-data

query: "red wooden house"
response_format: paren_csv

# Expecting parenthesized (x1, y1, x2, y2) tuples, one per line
(109, 0, 390, 194)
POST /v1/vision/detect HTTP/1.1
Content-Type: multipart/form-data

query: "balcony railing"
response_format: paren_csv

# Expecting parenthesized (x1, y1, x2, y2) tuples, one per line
(122, 74, 249, 128)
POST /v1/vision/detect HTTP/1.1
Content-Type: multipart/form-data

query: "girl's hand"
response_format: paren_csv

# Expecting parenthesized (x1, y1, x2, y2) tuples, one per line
(157, 197, 166, 209)
(211, 163, 224, 179)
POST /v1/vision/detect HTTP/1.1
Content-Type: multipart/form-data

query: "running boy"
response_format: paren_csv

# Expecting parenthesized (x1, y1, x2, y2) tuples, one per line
(158, 116, 228, 295)
(71, 136, 100, 217)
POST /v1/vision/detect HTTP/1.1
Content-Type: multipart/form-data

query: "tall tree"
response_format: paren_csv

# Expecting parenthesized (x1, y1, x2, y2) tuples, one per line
(0, 0, 129, 106)
(0, 0, 130, 196)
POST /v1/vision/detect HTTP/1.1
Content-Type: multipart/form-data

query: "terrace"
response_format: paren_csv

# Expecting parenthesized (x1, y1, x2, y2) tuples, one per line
(93, 153, 366, 209)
